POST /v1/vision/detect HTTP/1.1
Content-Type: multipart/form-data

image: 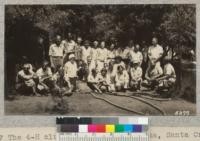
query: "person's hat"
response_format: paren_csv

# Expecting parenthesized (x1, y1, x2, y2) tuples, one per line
(68, 54, 75, 59)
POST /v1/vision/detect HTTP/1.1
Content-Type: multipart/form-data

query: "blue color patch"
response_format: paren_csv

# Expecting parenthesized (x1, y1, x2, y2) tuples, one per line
(124, 125, 133, 132)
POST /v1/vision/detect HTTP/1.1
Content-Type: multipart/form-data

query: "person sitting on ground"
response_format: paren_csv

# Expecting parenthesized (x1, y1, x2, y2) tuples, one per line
(156, 57, 176, 91)
(15, 63, 39, 96)
(36, 60, 53, 95)
(142, 58, 163, 90)
(114, 65, 129, 92)
(64, 54, 78, 92)
(112, 56, 126, 77)
(97, 68, 115, 92)
(129, 59, 143, 91)
(87, 69, 102, 93)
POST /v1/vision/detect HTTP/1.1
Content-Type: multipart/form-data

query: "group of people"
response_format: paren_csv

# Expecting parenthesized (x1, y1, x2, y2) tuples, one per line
(15, 33, 177, 96)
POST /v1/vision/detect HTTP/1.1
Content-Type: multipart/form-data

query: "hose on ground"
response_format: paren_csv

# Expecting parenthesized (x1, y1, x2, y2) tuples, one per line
(90, 92, 145, 115)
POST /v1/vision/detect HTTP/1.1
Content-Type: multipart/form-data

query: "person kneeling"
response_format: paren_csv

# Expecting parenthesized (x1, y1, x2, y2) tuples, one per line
(129, 60, 142, 91)
(16, 63, 39, 96)
(142, 58, 163, 90)
(64, 54, 78, 92)
(98, 68, 115, 93)
(87, 69, 102, 93)
(114, 65, 129, 92)
(156, 58, 176, 91)
(36, 60, 53, 95)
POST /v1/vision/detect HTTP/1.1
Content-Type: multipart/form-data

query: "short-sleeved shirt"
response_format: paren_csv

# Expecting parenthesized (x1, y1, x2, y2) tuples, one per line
(49, 43, 64, 57)
(63, 40, 76, 54)
(64, 61, 78, 78)
(163, 63, 176, 78)
(130, 67, 142, 81)
(97, 74, 111, 85)
(36, 67, 52, 80)
(112, 62, 126, 77)
(130, 51, 143, 64)
(107, 50, 115, 59)
(17, 69, 35, 83)
(91, 48, 98, 61)
(122, 48, 131, 59)
(87, 74, 99, 83)
(115, 70, 129, 83)
(147, 63, 163, 78)
(97, 48, 108, 61)
(148, 44, 163, 62)
(81, 46, 92, 63)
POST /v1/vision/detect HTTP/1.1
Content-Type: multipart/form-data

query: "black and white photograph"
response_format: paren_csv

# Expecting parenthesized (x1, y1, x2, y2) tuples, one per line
(5, 4, 196, 115)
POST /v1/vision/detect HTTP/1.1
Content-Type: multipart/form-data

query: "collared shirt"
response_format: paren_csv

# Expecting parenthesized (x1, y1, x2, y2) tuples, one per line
(114, 48, 123, 58)
(130, 51, 143, 64)
(81, 46, 92, 63)
(36, 67, 52, 80)
(63, 40, 76, 54)
(17, 69, 35, 83)
(74, 44, 83, 60)
(112, 62, 126, 76)
(115, 70, 129, 83)
(97, 74, 111, 85)
(148, 44, 163, 62)
(163, 63, 176, 78)
(64, 61, 78, 78)
(87, 74, 99, 83)
(146, 63, 163, 78)
(107, 49, 115, 59)
(130, 66, 142, 81)
(49, 43, 64, 57)
(91, 48, 98, 61)
(122, 48, 131, 59)
(97, 48, 108, 61)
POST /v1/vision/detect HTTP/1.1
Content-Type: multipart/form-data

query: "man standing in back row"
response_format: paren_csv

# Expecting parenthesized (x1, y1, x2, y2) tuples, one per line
(148, 37, 163, 67)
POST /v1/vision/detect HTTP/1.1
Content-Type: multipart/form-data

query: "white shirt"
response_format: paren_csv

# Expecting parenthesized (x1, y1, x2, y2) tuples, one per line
(97, 74, 111, 85)
(130, 67, 142, 81)
(64, 61, 78, 78)
(97, 48, 108, 61)
(17, 69, 35, 83)
(130, 51, 143, 64)
(112, 62, 126, 76)
(163, 63, 176, 78)
(146, 63, 163, 78)
(82, 46, 92, 63)
(36, 67, 52, 80)
(87, 74, 99, 83)
(91, 48, 98, 61)
(114, 48, 123, 57)
(148, 44, 163, 62)
(115, 70, 129, 83)
(122, 48, 131, 59)
(107, 50, 115, 59)
(49, 43, 64, 57)
(63, 40, 76, 54)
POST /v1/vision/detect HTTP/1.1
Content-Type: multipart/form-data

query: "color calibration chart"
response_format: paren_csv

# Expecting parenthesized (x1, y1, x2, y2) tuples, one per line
(56, 117, 148, 141)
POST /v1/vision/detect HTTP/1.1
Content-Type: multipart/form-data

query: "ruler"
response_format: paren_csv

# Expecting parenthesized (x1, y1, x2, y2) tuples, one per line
(57, 133, 148, 141)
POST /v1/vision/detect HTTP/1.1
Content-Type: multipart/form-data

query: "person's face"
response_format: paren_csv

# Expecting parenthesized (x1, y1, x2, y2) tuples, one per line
(92, 70, 97, 76)
(93, 41, 98, 48)
(152, 38, 158, 46)
(134, 45, 139, 52)
(101, 42, 105, 48)
(68, 33, 72, 40)
(101, 71, 106, 76)
(116, 58, 121, 64)
(110, 44, 115, 50)
(23, 65, 30, 74)
(56, 36, 61, 45)
(38, 37, 44, 44)
(70, 58, 75, 63)
(77, 38, 82, 44)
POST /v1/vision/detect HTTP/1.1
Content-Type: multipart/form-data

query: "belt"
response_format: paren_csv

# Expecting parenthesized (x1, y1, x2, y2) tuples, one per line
(52, 56, 63, 58)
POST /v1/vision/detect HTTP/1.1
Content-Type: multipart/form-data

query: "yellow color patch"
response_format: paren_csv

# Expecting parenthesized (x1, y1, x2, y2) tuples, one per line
(106, 125, 115, 133)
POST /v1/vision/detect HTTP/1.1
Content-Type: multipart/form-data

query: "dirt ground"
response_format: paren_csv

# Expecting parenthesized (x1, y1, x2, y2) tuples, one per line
(5, 81, 196, 116)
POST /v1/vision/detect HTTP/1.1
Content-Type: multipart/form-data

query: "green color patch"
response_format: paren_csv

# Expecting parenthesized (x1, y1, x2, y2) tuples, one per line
(115, 124, 124, 132)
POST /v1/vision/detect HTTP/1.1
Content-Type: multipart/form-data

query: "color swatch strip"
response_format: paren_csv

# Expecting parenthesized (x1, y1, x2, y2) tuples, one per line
(56, 117, 148, 125)
(59, 124, 145, 133)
